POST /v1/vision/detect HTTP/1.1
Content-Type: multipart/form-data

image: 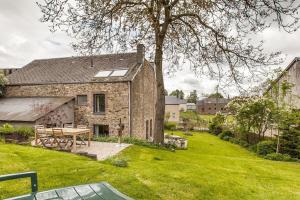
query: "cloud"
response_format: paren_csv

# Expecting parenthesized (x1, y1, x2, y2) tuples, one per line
(0, 0, 299, 96)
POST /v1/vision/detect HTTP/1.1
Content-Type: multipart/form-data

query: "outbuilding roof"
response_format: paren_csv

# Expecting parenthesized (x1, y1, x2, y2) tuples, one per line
(0, 97, 74, 122)
(6, 53, 141, 85)
(165, 96, 187, 105)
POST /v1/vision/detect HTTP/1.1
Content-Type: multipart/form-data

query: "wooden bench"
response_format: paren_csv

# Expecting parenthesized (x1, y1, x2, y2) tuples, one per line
(0, 172, 133, 200)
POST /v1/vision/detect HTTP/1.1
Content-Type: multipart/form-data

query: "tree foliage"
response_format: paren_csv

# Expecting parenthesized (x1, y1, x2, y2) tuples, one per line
(0, 73, 7, 97)
(228, 96, 276, 139)
(170, 89, 184, 99)
(208, 92, 224, 99)
(187, 90, 198, 103)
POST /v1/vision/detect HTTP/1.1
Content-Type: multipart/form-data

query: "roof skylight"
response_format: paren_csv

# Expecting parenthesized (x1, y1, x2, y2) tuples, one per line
(94, 70, 112, 77)
(94, 69, 128, 78)
(110, 69, 128, 77)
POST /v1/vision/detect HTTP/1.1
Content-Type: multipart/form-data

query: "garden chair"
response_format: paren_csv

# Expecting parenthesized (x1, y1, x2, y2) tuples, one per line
(64, 123, 74, 128)
(76, 125, 88, 147)
(52, 128, 72, 150)
(0, 171, 133, 200)
(34, 125, 50, 147)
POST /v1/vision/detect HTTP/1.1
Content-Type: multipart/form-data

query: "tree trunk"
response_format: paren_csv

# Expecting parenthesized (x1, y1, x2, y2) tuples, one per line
(153, 45, 165, 144)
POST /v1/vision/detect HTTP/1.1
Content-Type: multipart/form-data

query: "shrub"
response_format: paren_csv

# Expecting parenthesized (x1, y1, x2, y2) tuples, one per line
(256, 140, 276, 156)
(164, 122, 177, 130)
(248, 144, 257, 153)
(264, 153, 292, 161)
(15, 127, 34, 137)
(208, 113, 225, 135)
(0, 124, 34, 137)
(228, 137, 249, 147)
(2, 123, 13, 129)
(219, 130, 234, 140)
(208, 123, 223, 135)
(109, 157, 128, 167)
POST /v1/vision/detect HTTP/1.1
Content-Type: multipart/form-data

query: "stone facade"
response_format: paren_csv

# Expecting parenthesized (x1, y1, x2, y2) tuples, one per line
(130, 61, 156, 139)
(5, 62, 156, 139)
(268, 58, 300, 108)
(36, 100, 75, 127)
(197, 98, 230, 115)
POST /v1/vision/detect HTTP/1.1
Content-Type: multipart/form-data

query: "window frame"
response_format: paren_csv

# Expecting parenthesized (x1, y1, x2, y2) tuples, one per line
(77, 95, 88, 106)
(93, 124, 109, 137)
(93, 93, 106, 114)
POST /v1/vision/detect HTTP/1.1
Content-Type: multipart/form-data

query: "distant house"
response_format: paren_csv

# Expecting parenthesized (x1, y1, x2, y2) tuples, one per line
(165, 96, 187, 122)
(186, 103, 196, 111)
(2, 44, 156, 140)
(266, 57, 300, 108)
(196, 97, 230, 115)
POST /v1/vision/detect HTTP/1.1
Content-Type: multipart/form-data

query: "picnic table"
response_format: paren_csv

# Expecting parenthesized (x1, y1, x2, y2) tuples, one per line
(35, 128, 91, 151)
(0, 172, 133, 200)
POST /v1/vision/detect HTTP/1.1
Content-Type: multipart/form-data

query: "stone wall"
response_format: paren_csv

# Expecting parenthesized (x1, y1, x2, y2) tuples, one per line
(197, 102, 228, 115)
(269, 61, 300, 109)
(6, 82, 130, 136)
(130, 61, 156, 139)
(36, 100, 75, 127)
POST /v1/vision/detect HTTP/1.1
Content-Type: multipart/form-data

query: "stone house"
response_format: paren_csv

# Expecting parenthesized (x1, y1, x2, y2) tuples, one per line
(196, 97, 230, 115)
(2, 44, 156, 139)
(266, 57, 300, 109)
(165, 96, 186, 122)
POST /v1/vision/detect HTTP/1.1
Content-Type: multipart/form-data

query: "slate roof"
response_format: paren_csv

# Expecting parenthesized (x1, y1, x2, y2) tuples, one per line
(7, 53, 140, 85)
(165, 96, 187, 105)
(0, 97, 74, 122)
(197, 97, 230, 105)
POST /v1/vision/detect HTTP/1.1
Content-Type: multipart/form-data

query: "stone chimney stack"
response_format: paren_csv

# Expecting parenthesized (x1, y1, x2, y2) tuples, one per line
(137, 44, 145, 65)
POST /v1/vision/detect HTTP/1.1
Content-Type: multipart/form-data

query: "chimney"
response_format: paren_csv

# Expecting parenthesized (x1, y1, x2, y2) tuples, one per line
(137, 44, 145, 64)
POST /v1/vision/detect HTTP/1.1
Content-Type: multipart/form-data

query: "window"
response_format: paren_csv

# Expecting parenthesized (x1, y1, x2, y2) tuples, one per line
(77, 95, 87, 106)
(146, 120, 149, 139)
(93, 94, 105, 113)
(93, 124, 109, 137)
(94, 70, 112, 77)
(150, 119, 153, 137)
(110, 70, 128, 77)
(172, 113, 176, 118)
(208, 107, 211, 110)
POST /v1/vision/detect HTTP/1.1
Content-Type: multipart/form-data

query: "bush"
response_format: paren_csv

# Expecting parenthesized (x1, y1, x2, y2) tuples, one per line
(108, 157, 128, 167)
(256, 140, 276, 156)
(208, 113, 225, 135)
(228, 137, 249, 147)
(208, 123, 223, 135)
(164, 122, 177, 130)
(0, 125, 34, 137)
(219, 130, 234, 140)
(264, 153, 292, 161)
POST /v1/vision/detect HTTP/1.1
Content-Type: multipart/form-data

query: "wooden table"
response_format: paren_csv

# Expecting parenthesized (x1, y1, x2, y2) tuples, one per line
(36, 128, 91, 151)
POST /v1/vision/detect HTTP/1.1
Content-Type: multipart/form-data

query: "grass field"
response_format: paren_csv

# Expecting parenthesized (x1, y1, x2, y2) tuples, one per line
(0, 132, 300, 200)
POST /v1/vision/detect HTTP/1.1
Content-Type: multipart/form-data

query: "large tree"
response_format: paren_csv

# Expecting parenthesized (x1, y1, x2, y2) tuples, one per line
(38, 0, 299, 143)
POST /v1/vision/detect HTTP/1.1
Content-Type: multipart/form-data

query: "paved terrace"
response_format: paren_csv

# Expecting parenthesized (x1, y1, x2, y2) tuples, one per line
(32, 141, 131, 161)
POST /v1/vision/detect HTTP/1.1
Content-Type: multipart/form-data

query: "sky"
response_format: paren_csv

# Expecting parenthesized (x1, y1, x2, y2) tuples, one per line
(0, 0, 300, 99)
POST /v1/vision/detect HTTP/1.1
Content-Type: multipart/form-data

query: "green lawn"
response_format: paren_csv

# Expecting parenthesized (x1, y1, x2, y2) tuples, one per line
(0, 132, 300, 200)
